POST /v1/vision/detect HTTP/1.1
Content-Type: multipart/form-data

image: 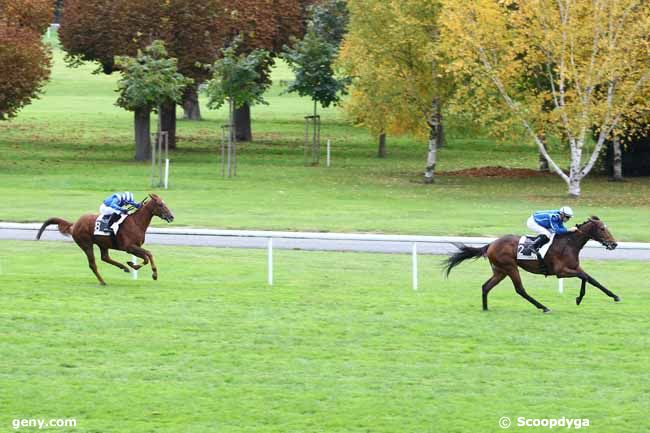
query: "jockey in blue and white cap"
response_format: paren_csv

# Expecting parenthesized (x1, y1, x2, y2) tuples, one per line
(524, 206, 577, 255)
(99, 192, 141, 225)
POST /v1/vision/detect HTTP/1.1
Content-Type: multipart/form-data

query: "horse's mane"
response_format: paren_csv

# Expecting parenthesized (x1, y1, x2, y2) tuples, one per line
(132, 197, 151, 214)
(577, 216, 600, 228)
(555, 216, 600, 237)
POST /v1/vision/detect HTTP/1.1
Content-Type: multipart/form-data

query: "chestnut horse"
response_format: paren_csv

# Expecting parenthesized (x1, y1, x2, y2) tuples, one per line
(36, 194, 174, 285)
(444, 216, 620, 313)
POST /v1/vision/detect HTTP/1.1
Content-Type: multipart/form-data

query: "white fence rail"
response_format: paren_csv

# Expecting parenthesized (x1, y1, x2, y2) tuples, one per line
(3, 223, 649, 289)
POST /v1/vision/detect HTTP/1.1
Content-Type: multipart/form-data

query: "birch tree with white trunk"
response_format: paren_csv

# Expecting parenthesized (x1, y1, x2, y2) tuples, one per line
(441, 0, 649, 196)
(338, 0, 450, 183)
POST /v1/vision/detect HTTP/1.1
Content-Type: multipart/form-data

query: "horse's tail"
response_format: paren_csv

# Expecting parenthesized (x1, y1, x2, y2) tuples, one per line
(36, 217, 73, 240)
(444, 242, 489, 277)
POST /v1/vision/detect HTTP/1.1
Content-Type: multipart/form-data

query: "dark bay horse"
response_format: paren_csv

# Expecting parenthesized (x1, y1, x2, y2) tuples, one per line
(444, 217, 620, 313)
(36, 194, 174, 285)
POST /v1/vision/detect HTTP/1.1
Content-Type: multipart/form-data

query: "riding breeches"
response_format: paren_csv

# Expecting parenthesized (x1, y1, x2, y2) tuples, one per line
(99, 204, 121, 216)
(527, 216, 552, 238)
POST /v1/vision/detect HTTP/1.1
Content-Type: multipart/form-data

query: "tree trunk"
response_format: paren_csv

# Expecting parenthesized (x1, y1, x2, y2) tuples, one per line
(234, 103, 252, 142)
(424, 99, 441, 184)
(182, 84, 201, 120)
(134, 107, 151, 161)
(378, 132, 387, 158)
(437, 111, 445, 148)
(567, 143, 582, 197)
(159, 101, 177, 149)
(611, 136, 624, 181)
(538, 133, 549, 172)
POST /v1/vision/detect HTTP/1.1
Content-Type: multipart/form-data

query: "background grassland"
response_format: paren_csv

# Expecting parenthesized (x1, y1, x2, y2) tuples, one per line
(0, 241, 648, 433)
(1, 39, 649, 240)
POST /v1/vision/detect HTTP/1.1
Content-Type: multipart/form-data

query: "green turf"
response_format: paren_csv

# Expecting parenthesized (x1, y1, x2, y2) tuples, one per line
(1, 40, 649, 241)
(0, 240, 648, 433)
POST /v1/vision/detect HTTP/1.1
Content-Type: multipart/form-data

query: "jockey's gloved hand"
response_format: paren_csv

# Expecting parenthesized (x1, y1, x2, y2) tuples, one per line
(568, 226, 578, 232)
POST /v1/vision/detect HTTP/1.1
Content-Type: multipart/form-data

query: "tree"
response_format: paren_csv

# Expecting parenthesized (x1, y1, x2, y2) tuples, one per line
(309, 0, 349, 47)
(59, 0, 223, 146)
(114, 41, 192, 161)
(216, 0, 311, 141)
(53, 0, 64, 23)
(204, 40, 272, 175)
(283, 28, 351, 119)
(338, 0, 449, 182)
(0, 0, 52, 119)
(440, 0, 650, 197)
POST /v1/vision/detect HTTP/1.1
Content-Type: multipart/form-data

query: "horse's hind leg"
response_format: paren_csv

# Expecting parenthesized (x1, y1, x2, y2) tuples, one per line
(100, 247, 130, 273)
(508, 269, 550, 313)
(82, 246, 106, 286)
(482, 271, 506, 311)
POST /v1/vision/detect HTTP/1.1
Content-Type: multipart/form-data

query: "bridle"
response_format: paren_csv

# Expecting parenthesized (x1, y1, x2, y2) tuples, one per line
(574, 219, 615, 249)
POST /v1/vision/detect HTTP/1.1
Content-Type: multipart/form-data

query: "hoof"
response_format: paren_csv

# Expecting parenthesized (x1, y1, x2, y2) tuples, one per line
(542, 308, 552, 314)
(576, 297, 583, 306)
(123, 268, 130, 273)
(614, 296, 621, 302)
(99, 281, 107, 286)
(152, 274, 158, 281)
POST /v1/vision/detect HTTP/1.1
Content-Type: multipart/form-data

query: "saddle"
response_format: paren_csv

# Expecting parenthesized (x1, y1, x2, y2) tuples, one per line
(516, 234, 555, 261)
(94, 214, 127, 240)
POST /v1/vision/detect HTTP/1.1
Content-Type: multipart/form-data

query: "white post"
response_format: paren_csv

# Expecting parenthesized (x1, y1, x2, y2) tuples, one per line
(268, 238, 273, 286)
(326, 139, 331, 167)
(558, 278, 564, 294)
(412, 242, 418, 290)
(131, 255, 138, 280)
(164, 158, 170, 189)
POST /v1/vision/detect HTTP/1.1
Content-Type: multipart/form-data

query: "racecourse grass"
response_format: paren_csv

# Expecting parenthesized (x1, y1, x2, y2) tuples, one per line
(1, 40, 650, 240)
(0, 241, 648, 433)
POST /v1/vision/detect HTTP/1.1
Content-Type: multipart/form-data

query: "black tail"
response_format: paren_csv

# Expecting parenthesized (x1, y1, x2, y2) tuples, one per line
(36, 217, 73, 240)
(444, 242, 489, 277)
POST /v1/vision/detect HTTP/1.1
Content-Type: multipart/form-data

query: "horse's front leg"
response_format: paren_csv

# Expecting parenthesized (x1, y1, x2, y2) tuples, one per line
(576, 279, 586, 306)
(126, 245, 157, 280)
(558, 267, 620, 304)
(578, 269, 620, 302)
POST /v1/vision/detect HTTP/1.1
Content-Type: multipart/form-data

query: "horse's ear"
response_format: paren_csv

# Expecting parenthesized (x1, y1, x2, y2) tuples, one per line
(590, 215, 600, 221)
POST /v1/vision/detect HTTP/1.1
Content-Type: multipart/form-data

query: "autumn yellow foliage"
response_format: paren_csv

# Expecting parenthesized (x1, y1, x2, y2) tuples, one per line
(338, 0, 446, 140)
(440, 0, 649, 196)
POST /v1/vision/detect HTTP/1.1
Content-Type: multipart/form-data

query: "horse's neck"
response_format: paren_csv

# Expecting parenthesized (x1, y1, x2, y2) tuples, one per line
(571, 225, 592, 251)
(130, 204, 154, 231)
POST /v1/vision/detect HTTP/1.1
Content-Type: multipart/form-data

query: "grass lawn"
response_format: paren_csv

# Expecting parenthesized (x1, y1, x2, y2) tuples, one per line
(1, 39, 649, 241)
(0, 240, 648, 433)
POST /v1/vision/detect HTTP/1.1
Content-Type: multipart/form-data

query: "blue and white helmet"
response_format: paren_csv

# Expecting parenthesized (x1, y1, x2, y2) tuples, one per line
(559, 206, 574, 218)
(120, 192, 135, 203)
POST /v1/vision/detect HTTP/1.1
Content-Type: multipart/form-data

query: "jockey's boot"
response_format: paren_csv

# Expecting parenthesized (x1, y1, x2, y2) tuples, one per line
(530, 234, 550, 253)
(530, 234, 550, 275)
(108, 213, 122, 235)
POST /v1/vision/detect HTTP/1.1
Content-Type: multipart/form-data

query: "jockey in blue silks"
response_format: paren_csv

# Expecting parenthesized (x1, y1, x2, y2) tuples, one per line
(524, 206, 577, 255)
(99, 192, 141, 230)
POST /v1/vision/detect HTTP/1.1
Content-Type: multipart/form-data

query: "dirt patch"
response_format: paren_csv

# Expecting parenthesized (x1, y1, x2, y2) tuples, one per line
(442, 166, 557, 179)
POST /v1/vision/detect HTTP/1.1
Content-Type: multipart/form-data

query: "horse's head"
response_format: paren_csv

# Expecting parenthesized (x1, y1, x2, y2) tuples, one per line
(578, 216, 617, 250)
(147, 193, 174, 223)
